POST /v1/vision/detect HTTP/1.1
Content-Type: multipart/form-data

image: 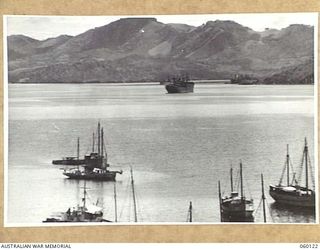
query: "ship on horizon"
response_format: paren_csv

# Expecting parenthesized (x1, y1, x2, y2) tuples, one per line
(163, 74, 195, 93)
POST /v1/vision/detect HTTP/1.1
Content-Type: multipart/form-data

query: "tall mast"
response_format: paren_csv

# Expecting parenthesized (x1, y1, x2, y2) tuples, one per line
(230, 168, 233, 192)
(97, 122, 101, 156)
(188, 201, 192, 222)
(218, 181, 222, 222)
(77, 137, 80, 170)
(101, 127, 104, 160)
(92, 132, 95, 152)
(130, 167, 138, 222)
(114, 182, 118, 222)
(240, 161, 244, 199)
(305, 138, 308, 190)
(77, 137, 80, 160)
(83, 181, 87, 209)
(286, 144, 290, 186)
(261, 174, 266, 223)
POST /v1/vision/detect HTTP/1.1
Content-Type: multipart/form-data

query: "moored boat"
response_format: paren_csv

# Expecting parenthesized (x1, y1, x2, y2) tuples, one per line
(218, 163, 254, 222)
(269, 138, 315, 208)
(63, 167, 121, 181)
(43, 182, 111, 223)
(62, 122, 122, 181)
(164, 75, 194, 93)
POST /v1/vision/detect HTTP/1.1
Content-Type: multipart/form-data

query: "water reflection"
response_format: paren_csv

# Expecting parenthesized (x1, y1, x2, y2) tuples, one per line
(269, 202, 315, 223)
(7, 84, 315, 224)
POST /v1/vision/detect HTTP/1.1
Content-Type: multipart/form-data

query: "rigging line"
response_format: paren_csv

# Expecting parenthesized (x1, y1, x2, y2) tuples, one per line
(279, 159, 287, 185)
(222, 176, 228, 197)
(186, 207, 190, 222)
(235, 168, 240, 193)
(265, 199, 274, 223)
(289, 158, 297, 185)
(136, 194, 142, 222)
(118, 176, 131, 221)
(103, 138, 108, 156)
(308, 153, 315, 189)
(128, 185, 132, 222)
(297, 147, 305, 184)
(84, 144, 91, 155)
(136, 188, 150, 222)
(122, 170, 133, 222)
(289, 158, 295, 175)
(244, 178, 252, 198)
(135, 184, 144, 222)
(220, 169, 229, 197)
(253, 198, 263, 217)
(82, 186, 93, 204)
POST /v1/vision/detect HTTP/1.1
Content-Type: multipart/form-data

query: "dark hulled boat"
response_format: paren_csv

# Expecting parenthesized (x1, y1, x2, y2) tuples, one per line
(218, 163, 254, 222)
(62, 122, 122, 181)
(63, 167, 120, 181)
(269, 138, 315, 208)
(164, 75, 194, 93)
(52, 157, 85, 165)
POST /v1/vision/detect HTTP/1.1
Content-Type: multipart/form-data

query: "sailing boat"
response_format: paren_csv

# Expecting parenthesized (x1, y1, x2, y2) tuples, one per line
(218, 162, 254, 222)
(63, 122, 122, 181)
(269, 138, 315, 207)
(43, 181, 111, 222)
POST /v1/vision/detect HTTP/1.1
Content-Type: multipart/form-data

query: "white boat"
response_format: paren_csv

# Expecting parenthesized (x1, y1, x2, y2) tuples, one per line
(269, 138, 315, 208)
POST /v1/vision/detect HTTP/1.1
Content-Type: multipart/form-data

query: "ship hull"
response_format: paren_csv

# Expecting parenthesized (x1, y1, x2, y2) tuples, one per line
(269, 185, 315, 207)
(165, 82, 194, 93)
(220, 198, 254, 222)
(52, 159, 85, 165)
(43, 218, 111, 223)
(220, 210, 254, 222)
(63, 171, 117, 181)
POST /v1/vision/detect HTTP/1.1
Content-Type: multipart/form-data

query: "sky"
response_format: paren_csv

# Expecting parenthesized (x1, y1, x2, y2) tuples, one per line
(5, 13, 318, 40)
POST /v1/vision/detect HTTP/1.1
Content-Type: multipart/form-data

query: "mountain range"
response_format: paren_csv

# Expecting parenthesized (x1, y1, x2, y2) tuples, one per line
(7, 17, 314, 84)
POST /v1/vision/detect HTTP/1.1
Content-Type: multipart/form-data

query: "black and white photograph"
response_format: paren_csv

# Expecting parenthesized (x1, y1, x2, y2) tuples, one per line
(4, 13, 318, 226)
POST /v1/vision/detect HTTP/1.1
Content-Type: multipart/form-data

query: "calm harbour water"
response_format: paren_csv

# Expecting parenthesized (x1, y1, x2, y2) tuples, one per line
(7, 83, 316, 225)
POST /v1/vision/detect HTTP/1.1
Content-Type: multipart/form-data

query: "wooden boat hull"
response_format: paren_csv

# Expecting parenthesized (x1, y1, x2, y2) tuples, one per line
(220, 211, 254, 222)
(269, 185, 315, 207)
(220, 198, 254, 222)
(63, 171, 117, 181)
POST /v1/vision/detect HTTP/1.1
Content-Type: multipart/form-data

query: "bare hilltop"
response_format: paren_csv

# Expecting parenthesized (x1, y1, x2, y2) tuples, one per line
(7, 17, 314, 84)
